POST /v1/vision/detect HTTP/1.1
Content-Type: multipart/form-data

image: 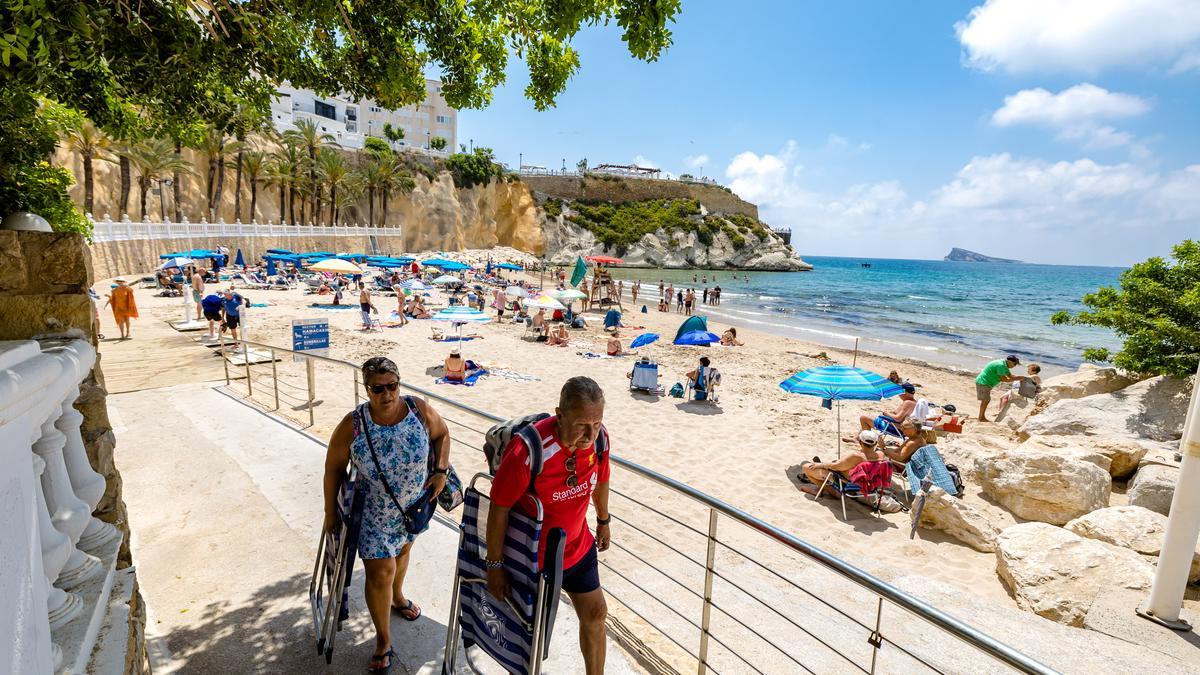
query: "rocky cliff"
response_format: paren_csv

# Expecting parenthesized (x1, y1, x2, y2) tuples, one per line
(541, 210, 812, 271)
(945, 247, 1021, 263)
(393, 172, 546, 254)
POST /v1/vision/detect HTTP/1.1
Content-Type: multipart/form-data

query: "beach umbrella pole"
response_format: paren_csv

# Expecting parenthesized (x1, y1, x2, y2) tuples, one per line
(853, 338, 860, 367)
(837, 400, 842, 459)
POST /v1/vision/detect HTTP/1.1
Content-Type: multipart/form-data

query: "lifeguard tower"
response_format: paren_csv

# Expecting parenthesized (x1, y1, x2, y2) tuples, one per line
(585, 257, 623, 311)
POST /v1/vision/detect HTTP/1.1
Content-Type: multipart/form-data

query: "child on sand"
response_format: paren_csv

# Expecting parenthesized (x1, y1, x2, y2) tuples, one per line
(999, 363, 1042, 409)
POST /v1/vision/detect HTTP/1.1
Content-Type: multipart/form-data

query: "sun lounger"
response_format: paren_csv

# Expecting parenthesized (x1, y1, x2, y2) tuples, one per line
(239, 273, 270, 290)
(443, 476, 565, 675)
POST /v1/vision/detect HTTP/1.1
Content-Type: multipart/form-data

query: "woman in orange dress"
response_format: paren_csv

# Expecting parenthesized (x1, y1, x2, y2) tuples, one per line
(105, 278, 138, 339)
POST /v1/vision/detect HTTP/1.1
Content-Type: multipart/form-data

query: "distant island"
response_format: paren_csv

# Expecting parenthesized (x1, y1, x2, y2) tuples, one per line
(945, 247, 1021, 263)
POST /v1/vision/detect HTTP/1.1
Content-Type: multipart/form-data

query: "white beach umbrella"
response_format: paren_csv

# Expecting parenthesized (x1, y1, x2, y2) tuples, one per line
(430, 306, 492, 354)
(525, 294, 565, 311)
(554, 289, 587, 300)
(505, 286, 530, 298)
(309, 258, 364, 274)
(433, 274, 462, 285)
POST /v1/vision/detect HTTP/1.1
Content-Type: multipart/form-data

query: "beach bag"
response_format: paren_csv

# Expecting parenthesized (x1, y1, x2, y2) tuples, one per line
(483, 414, 609, 493)
(1018, 379, 1039, 399)
(668, 382, 685, 398)
(945, 464, 965, 497)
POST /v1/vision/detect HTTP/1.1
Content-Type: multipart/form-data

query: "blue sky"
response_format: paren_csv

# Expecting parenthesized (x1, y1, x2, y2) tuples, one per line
(458, 1, 1200, 266)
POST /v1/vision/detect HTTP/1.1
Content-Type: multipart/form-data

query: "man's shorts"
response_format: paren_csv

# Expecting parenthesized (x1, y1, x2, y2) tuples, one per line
(224, 315, 241, 330)
(203, 310, 222, 323)
(976, 383, 993, 402)
(192, 289, 202, 303)
(561, 544, 600, 594)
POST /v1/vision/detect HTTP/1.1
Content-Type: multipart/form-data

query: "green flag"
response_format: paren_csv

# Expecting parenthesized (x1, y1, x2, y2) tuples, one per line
(570, 255, 587, 287)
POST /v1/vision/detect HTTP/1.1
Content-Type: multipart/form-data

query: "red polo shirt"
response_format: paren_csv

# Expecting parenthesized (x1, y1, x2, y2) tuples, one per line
(490, 416, 610, 569)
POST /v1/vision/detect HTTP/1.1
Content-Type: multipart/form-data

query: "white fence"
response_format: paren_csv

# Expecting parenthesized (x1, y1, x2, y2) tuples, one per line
(90, 216, 401, 243)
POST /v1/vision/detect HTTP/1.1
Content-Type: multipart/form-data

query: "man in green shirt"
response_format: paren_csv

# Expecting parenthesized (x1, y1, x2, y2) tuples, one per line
(976, 355, 1020, 422)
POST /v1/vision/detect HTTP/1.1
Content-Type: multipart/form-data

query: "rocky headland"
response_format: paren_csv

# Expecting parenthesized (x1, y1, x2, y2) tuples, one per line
(945, 247, 1021, 263)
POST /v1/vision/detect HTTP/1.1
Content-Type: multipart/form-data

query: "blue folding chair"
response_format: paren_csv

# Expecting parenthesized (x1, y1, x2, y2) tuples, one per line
(309, 468, 366, 663)
(443, 475, 566, 674)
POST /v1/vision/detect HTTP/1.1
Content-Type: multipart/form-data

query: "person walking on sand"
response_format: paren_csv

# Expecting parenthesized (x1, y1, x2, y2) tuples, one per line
(105, 278, 138, 339)
(220, 288, 246, 343)
(324, 357, 452, 673)
(631, 280, 640, 304)
(190, 267, 205, 320)
(676, 289, 684, 313)
(359, 283, 377, 331)
(975, 355, 1020, 422)
(488, 377, 612, 675)
(395, 292, 409, 327)
(684, 289, 695, 315)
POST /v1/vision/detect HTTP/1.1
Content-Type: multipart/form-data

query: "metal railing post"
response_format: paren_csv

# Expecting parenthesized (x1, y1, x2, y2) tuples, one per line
(220, 332, 229, 385)
(271, 349, 279, 410)
(697, 508, 718, 674)
(869, 598, 884, 674)
(243, 341, 252, 396)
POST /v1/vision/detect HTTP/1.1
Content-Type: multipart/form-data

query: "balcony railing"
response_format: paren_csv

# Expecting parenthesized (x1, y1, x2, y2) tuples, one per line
(216, 337, 1055, 675)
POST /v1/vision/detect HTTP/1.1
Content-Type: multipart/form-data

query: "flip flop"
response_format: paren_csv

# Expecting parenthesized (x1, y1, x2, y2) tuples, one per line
(368, 647, 395, 673)
(394, 599, 421, 621)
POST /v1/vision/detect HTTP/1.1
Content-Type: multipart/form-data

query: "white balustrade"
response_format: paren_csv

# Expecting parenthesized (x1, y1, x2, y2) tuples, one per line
(88, 215, 402, 242)
(1, 339, 115, 672)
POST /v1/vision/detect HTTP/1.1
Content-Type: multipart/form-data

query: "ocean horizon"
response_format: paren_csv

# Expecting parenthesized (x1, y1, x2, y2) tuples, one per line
(608, 256, 1126, 376)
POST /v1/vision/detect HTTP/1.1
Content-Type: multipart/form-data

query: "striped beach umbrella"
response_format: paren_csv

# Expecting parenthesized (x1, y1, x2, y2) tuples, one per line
(780, 365, 904, 456)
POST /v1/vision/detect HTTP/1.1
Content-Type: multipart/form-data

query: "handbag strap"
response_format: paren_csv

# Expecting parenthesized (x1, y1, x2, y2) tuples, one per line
(402, 395, 437, 475)
(356, 403, 409, 515)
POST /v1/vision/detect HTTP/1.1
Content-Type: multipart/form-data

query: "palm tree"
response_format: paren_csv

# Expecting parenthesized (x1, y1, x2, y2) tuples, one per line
(356, 155, 387, 227)
(199, 128, 242, 221)
(241, 151, 266, 222)
(128, 138, 193, 221)
(378, 155, 415, 228)
(283, 119, 337, 223)
(101, 141, 136, 218)
(62, 120, 111, 216)
(267, 142, 303, 224)
(315, 148, 351, 226)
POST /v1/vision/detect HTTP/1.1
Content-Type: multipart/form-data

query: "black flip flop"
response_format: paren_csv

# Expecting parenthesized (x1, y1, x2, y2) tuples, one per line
(368, 647, 395, 673)
(394, 599, 421, 621)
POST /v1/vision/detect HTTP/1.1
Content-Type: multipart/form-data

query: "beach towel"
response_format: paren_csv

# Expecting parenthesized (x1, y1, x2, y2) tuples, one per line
(437, 367, 488, 386)
(904, 445, 958, 497)
(489, 369, 541, 383)
(579, 351, 621, 359)
(309, 303, 358, 310)
(429, 335, 480, 342)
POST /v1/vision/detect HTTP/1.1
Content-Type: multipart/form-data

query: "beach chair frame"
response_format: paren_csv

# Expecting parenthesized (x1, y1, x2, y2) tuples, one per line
(629, 361, 660, 393)
(309, 467, 366, 664)
(684, 372, 720, 403)
(442, 473, 565, 675)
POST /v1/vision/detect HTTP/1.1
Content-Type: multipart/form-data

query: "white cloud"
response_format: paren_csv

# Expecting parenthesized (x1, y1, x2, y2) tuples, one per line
(632, 154, 660, 170)
(992, 84, 1149, 127)
(957, 0, 1200, 74)
(825, 134, 848, 150)
(722, 143, 1198, 265)
(991, 84, 1151, 155)
(683, 154, 709, 170)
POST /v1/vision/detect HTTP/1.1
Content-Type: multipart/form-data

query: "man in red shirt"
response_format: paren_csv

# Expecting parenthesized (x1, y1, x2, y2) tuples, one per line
(488, 377, 612, 674)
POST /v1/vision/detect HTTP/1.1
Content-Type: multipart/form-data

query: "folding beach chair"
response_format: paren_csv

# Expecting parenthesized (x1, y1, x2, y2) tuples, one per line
(813, 459, 896, 520)
(629, 359, 661, 393)
(443, 475, 566, 675)
(684, 367, 720, 403)
(309, 468, 366, 664)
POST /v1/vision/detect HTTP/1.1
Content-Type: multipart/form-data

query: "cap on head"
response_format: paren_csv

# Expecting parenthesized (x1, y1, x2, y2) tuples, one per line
(901, 382, 916, 394)
(1007, 354, 1021, 365)
(858, 429, 879, 446)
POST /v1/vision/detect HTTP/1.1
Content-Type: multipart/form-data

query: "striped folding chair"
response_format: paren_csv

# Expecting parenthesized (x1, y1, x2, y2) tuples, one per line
(443, 475, 566, 674)
(309, 468, 366, 664)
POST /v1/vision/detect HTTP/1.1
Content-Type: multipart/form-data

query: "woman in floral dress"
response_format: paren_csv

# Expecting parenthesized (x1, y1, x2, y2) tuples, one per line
(323, 357, 451, 672)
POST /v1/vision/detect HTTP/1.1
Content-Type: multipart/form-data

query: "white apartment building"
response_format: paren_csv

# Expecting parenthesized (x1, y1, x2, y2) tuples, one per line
(270, 80, 457, 152)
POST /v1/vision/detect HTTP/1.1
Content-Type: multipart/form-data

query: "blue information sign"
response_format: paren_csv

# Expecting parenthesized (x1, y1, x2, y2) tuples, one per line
(292, 318, 329, 357)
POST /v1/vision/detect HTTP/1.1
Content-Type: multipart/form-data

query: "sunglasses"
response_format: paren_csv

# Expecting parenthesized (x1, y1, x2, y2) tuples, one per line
(565, 452, 579, 487)
(366, 381, 399, 394)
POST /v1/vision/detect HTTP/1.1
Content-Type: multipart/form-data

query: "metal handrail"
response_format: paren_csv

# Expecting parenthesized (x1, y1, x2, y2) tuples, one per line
(225, 336, 1055, 675)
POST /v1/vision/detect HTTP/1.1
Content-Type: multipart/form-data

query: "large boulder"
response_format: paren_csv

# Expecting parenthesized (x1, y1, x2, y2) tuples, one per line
(996, 523, 1155, 627)
(1128, 463, 1179, 516)
(1030, 364, 1142, 413)
(1065, 505, 1200, 583)
(1018, 375, 1192, 443)
(974, 449, 1110, 524)
(1019, 434, 1148, 479)
(918, 487, 1000, 552)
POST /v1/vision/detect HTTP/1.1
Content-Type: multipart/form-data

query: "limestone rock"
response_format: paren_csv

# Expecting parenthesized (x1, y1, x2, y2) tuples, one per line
(918, 487, 1000, 552)
(1018, 433, 1155, 479)
(0, 230, 27, 290)
(975, 449, 1110, 525)
(1031, 364, 1142, 413)
(1128, 463, 1178, 516)
(996, 522, 1154, 626)
(1018, 375, 1192, 443)
(39, 233, 90, 287)
(1017, 435, 1112, 474)
(1065, 505, 1199, 582)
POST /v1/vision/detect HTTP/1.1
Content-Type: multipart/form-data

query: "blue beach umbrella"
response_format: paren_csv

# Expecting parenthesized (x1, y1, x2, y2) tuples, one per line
(266, 258, 277, 276)
(675, 330, 721, 346)
(234, 249, 245, 267)
(439, 261, 471, 271)
(421, 258, 455, 268)
(159, 256, 195, 270)
(266, 248, 295, 255)
(780, 365, 905, 456)
(630, 333, 659, 349)
(496, 262, 524, 271)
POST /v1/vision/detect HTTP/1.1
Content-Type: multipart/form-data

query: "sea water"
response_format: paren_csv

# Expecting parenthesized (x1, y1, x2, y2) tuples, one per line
(607, 257, 1124, 376)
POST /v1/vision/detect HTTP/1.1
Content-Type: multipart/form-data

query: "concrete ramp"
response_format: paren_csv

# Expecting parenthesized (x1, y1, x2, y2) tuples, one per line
(110, 382, 642, 674)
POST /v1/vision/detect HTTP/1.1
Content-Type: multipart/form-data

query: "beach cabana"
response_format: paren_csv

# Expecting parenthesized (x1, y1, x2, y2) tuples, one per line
(672, 315, 709, 344)
(266, 248, 295, 255)
(496, 263, 524, 271)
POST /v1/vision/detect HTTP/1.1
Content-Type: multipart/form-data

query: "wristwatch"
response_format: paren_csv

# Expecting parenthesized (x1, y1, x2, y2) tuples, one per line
(597, 516, 611, 525)
(485, 558, 505, 569)
(431, 467, 448, 475)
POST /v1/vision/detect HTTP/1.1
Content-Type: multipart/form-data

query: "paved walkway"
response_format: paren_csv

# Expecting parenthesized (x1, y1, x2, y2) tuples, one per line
(110, 381, 643, 674)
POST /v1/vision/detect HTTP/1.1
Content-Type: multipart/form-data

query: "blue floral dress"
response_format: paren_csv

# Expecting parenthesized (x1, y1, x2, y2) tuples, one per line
(352, 401, 430, 559)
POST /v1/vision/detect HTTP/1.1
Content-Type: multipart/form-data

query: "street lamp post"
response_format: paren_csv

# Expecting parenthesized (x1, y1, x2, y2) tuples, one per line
(469, 138, 473, 152)
(562, 158, 566, 174)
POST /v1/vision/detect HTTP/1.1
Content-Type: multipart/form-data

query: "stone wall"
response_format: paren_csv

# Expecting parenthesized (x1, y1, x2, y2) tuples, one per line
(521, 175, 760, 219)
(89, 232, 405, 280)
(0, 230, 149, 673)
